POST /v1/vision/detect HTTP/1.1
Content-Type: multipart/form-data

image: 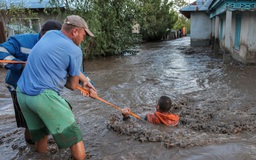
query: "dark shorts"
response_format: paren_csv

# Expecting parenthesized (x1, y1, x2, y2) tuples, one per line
(10, 91, 28, 128)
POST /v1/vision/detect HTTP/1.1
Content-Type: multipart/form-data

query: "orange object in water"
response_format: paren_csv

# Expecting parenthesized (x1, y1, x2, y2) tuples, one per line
(146, 111, 179, 126)
(77, 86, 141, 120)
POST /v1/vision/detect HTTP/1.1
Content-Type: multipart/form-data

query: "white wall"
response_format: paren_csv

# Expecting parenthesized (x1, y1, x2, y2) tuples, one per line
(191, 12, 211, 39)
(222, 11, 231, 51)
(224, 11, 256, 63)
(246, 12, 256, 51)
(190, 12, 212, 46)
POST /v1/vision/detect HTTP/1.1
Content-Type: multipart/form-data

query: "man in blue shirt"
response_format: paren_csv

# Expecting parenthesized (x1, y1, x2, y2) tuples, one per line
(17, 15, 96, 160)
(0, 20, 62, 144)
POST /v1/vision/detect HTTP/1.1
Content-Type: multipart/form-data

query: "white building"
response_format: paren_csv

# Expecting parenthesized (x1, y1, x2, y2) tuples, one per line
(209, 0, 256, 63)
(181, 0, 256, 64)
(180, 0, 213, 47)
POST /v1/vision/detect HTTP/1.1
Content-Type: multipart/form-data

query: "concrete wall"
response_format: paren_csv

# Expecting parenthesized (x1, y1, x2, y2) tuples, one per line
(37, 11, 64, 29)
(212, 16, 220, 54)
(241, 11, 256, 63)
(222, 11, 232, 63)
(228, 11, 256, 63)
(217, 11, 256, 64)
(190, 12, 211, 47)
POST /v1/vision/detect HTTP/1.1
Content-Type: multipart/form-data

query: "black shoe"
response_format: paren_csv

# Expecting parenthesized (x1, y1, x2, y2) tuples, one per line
(25, 138, 35, 145)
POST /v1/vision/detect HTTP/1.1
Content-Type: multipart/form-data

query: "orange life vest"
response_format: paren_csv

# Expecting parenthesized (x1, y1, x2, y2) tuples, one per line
(146, 111, 179, 126)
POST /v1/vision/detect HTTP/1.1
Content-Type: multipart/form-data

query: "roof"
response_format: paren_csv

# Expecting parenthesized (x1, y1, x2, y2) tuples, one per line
(0, 0, 64, 9)
(180, 0, 214, 18)
(180, 0, 256, 19)
(209, 0, 256, 18)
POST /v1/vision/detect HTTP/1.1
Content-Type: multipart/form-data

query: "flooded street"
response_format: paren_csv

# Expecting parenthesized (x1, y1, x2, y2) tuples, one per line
(0, 37, 256, 159)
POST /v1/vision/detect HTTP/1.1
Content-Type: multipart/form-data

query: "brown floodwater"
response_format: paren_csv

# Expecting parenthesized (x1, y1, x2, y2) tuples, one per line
(0, 37, 256, 160)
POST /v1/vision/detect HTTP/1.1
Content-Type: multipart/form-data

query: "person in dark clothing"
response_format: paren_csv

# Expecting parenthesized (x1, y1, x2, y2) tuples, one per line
(0, 20, 62, 144)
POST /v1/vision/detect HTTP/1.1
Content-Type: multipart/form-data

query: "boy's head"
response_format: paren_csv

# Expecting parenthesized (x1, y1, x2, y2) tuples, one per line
(157, 96, 172, 112)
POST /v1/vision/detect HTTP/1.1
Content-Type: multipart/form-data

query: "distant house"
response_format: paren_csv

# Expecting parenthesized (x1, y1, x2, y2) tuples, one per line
(180, 0, 213, 47)
(181, 0, 256, 64)
(0, 0, 65, 39)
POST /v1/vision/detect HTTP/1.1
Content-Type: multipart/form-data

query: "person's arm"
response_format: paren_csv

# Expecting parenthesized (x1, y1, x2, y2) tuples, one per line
(65, 75, 79, 91)
(80, 69, 95, 86)
(0, 37, 24, 71)
(79, 71, 97, 98)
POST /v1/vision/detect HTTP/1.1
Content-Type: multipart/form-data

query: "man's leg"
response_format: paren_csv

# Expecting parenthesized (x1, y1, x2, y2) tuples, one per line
(70, 141, 86, 160)
(11, 91, 34, 144)
(36, 135, 48, 153)
(24, 128, 34, 144)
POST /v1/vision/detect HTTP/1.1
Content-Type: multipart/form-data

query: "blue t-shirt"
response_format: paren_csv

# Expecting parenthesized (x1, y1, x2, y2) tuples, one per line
(17, 30, 82, 95)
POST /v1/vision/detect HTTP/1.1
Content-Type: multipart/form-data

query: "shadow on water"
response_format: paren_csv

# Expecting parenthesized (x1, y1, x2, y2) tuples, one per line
(0, 37, 256, 159)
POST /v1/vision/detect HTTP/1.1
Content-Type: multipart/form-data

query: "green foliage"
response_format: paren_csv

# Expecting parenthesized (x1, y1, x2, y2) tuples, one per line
(1, 0, 185, 57)
(47, 0, 180, 55)
(48, 0, 138, 58)
(171, 0, 188, 10)
(135, 0, 178, 41)
(171, 0, 190, 34)
(173, 15, 190, 34)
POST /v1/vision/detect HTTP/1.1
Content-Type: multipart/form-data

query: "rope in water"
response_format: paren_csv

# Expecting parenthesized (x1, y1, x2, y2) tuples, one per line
(77, 86, 141, 120)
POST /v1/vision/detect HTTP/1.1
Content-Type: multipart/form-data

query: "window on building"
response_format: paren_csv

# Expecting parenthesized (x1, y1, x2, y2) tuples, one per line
(6, 18, 39, 37)
(220, 19, 223, 41)
(234, 14, 241, 50)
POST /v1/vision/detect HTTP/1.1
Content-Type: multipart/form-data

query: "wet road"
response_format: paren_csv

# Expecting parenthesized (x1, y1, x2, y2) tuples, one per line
(0, 37, 256, 159)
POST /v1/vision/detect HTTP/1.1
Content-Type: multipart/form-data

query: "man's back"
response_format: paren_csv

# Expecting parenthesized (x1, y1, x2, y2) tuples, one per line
(17, 30, 82, 95)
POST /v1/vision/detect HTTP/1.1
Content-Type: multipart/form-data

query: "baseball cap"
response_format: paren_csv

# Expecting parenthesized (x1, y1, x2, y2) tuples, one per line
(41, 20, 62, 32)
(64, 15, 94, 37)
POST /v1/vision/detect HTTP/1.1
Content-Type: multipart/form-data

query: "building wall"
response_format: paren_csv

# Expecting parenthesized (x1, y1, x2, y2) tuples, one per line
(243, 11, 256, 63)
(190, 12, 212, 47)
(230, 11, 256, 63)
(37, 11, 64, 31)
(218, 11, 256, 63)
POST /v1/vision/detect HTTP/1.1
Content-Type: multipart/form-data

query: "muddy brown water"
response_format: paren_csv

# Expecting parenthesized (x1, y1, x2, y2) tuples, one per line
(0, 37, 256, 160)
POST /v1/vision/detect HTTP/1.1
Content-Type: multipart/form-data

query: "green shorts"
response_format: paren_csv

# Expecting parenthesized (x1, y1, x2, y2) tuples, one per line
(17, 88, 83, 149)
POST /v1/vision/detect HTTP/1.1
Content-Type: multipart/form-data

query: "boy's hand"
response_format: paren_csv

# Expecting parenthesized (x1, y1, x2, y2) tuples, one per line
(121, 107, 131, 117)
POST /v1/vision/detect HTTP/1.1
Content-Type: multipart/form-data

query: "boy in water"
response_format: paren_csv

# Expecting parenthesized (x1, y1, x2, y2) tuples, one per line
(121, 96, 179, 126)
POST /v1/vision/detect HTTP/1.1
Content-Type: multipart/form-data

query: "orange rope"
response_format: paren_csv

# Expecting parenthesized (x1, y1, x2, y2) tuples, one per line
(1, 60, 141, 120)
(0, 60, 26, 64)
(77, 86, 141, 120)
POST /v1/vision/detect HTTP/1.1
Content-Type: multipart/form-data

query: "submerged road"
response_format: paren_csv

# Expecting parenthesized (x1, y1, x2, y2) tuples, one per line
(0, 37, 256, 159)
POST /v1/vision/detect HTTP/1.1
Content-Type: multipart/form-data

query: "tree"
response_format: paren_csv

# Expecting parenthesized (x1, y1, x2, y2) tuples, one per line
(44, 0, 182, 55)
(171, 0, 188, 11)
(47, 0, 138, 57)
(171, 0, 190, 34)
(173, 15, 190, 34)
(137, 0, 178, 41)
